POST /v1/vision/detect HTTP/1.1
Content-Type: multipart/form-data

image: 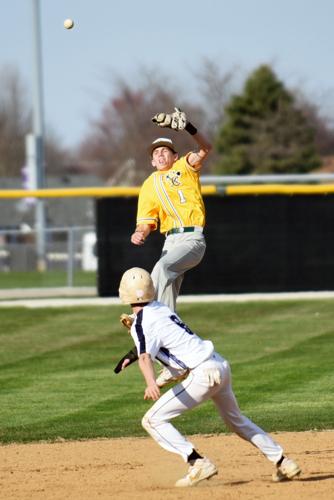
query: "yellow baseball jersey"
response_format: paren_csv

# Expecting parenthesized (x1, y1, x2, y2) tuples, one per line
(136, 154, 205, 233)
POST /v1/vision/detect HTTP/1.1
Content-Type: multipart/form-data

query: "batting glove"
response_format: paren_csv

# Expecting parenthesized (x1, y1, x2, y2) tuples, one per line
(204, 368, 221, 387)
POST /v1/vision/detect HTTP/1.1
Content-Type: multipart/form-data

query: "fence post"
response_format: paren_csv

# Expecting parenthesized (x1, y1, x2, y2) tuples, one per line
(67, 227, 74, 287)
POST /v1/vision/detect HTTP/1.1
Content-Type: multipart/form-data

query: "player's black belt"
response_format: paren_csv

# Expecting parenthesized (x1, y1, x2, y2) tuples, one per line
(165, 226, 204, 236)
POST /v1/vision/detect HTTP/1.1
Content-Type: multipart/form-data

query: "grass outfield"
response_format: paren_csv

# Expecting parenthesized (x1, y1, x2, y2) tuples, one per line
(0, 300, 333, 444)
(0, 271, 96, 288)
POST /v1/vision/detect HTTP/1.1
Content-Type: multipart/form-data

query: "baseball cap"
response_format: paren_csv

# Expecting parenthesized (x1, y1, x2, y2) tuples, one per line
(149, 137, 177, 156)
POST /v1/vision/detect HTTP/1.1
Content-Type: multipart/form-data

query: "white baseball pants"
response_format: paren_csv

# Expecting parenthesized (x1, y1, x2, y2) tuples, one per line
(150, 231, 206, 312)
(142, 353, 283, 463)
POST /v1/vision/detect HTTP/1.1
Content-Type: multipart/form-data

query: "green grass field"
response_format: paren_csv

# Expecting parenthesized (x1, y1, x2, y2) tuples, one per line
(0, 271, 96, 288)
(0, 300, 333, 444)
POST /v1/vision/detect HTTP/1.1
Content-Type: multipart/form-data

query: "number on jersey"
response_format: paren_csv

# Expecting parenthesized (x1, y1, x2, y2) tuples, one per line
(170, 314, 194, 335)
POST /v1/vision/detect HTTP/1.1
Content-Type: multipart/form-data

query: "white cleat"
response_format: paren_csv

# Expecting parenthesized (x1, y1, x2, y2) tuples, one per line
(272, 457, 301, 482)
(175, 457, 218, 487)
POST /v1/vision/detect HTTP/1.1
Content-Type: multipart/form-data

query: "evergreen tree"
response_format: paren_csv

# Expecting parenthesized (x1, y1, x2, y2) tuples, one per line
(214, 65, 321, 174)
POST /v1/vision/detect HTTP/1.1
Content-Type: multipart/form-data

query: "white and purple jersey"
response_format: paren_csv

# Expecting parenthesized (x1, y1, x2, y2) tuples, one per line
(130, 301, 214, 370)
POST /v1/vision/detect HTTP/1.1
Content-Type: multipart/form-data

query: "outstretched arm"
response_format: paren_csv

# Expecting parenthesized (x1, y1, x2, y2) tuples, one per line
(151, 107, 212, 169)
(187, 129, 212, 168)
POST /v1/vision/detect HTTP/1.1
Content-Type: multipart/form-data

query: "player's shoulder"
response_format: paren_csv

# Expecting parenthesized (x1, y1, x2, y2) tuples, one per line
(143, 301, 172, 320)
(174, 155, 188, 170)
(175, 154, 201, 174)
(145, 300, 167, 313)
(149, 300, 172, 311)
(141, 172, 155, 186)
(139, 173, 156, 196)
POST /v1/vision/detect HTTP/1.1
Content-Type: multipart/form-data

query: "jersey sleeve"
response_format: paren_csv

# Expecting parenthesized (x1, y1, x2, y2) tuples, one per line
(130, 310, 161, 358)
(136, 177, 159, 230)
(175, 154, 201, 176)
(184, 152, 202, 172)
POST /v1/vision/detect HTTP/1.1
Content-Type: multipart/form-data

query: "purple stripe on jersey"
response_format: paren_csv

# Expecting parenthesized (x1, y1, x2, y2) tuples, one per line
(159, 347, 188, 370)
(135, 309, 146, 354)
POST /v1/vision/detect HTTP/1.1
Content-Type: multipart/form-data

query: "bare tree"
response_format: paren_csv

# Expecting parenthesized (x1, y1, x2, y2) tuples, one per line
(0, 66, 30, 177)
(77, 61, 334, 180)
(294, 93, 334, 155)
(195, 58, 237, 134)
(190, 58, 238, 171)
(0, 65, 75, 182)
(44, 127, 74, 177)
(78, 70, 204, 183)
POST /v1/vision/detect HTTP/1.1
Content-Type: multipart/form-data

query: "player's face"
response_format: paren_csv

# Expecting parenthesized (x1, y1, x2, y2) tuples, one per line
(151, 147, 178, 171)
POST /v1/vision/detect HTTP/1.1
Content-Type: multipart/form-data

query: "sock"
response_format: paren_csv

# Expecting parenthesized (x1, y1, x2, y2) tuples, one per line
(187, 449, 203, 465)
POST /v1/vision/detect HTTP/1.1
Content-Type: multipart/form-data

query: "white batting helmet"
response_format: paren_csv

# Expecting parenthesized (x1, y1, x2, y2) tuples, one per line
(119, 267, 155, 305)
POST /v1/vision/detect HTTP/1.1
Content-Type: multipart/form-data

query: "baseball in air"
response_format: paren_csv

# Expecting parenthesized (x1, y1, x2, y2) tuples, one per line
(64, 18, 74, 29)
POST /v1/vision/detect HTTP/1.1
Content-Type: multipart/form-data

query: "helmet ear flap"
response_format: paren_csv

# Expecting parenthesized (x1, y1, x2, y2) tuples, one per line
(119, 268, 155, 305)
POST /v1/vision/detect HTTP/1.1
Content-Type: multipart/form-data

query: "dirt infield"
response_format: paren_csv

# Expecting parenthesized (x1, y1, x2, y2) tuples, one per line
(1, 431, 333, 499)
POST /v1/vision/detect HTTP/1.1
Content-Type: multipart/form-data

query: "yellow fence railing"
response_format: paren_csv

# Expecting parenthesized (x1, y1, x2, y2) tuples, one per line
(0, 185, 218, 199)
(225, 184, 334, 196)
(1, 183, 334, 199)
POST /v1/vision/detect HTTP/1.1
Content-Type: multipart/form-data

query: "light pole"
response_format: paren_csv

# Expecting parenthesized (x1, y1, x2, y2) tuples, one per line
(30, 0, 46, 271)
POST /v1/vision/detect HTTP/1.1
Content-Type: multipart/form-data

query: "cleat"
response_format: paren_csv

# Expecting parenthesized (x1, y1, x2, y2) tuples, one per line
(120, 313, 134, 330)
(175, 457, 218, 487)
(272, 457, 301, 482)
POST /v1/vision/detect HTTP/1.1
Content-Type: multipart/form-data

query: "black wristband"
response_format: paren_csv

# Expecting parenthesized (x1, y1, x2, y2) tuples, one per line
(185, 122, 198, 135)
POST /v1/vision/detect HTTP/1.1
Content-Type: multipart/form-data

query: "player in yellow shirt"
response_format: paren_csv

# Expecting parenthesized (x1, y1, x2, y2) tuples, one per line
(116, 108, 212, 375)
(135, 140, 206, 235)
(131, 108, 212, 312)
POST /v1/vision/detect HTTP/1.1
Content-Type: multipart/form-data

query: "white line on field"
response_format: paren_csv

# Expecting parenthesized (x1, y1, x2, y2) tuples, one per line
(0, 290, 333, 308)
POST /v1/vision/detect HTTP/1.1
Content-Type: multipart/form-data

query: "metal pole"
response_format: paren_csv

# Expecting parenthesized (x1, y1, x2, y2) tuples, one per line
(67, 227, 74, 287)
(31, 0, 46, 271)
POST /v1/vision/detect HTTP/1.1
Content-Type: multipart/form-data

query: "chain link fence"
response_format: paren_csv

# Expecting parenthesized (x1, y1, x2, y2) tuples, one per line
(0, 226, 97, 288)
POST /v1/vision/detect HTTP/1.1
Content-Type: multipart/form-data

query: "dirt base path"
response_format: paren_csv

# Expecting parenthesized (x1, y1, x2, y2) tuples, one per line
(1, 431, 333, 500)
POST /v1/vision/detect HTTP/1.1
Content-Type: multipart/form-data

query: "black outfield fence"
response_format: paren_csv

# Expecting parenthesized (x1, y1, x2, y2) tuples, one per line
(96, 194, 334, 297)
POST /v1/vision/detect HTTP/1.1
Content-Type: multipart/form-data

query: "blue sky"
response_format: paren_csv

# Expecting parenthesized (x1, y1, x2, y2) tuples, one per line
(2, 0, 334, 147)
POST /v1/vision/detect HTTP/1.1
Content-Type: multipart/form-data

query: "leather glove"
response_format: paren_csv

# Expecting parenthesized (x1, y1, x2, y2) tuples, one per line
(156, 366, 189, 387)
(152, 107, 187, 131)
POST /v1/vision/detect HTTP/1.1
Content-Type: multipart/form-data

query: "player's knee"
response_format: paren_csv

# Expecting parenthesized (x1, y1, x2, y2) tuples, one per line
(142, 411, 161, 432)
(155, 258, 176, 279)
(142, 413, 153, 432)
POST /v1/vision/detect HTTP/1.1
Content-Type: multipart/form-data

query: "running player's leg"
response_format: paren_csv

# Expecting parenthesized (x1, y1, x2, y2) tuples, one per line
(142, 368, 215, 461)
(211, 360, 283, 463)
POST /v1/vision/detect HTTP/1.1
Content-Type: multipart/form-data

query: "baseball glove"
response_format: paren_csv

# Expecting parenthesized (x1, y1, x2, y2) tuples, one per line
(152, 107, 187, 131)
(120, 313, 134, 330)
(156, 366, 189, 388)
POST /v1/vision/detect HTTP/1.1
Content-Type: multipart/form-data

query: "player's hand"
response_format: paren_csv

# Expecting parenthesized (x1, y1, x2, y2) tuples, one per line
(152, 107, 187, 131)
(131, 230, 146, 245)
(121, 358, 131, 370)
(144, 383, 161, 401)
